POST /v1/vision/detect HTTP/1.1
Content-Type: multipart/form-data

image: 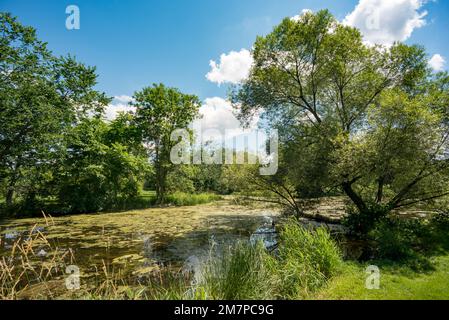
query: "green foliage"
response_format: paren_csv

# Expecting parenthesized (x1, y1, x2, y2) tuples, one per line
(367, 212, 449, 263)
(192, 223, 341, 300)
(54, 118, 149, 213)
(342, 203, 390, 236)
(0, 115, 150, 216)
(272, 220, 343, 298)
(370, 218, 432, 261)
(192, 163, 229, 194)
(0, 13, 111, 215)
(166, 165, 196, 194)
(429, 211, 449, 253)
(132, 84, 200, 204)
(232, 9, 449, 232)
(200, 242, 275, 300)
(218, 159, 259, 195)
(148, 222, 343, 300)
(430, 210, 449, 233)
(164, 192, 222, 206)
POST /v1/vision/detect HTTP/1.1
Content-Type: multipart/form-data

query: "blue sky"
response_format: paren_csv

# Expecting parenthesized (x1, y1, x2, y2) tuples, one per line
(1, 0, 449, 131)
(0, 0, 357, 99)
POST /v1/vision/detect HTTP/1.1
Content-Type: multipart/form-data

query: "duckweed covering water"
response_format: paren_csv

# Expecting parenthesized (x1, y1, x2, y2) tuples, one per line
(0, 200, 279, 287)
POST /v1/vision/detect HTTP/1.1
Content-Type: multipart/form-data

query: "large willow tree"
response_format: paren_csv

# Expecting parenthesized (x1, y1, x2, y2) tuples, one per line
(233, 10, 449, 233)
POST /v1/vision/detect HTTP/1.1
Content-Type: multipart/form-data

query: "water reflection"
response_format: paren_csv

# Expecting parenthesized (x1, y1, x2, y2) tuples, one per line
(250, 215, 278, 250)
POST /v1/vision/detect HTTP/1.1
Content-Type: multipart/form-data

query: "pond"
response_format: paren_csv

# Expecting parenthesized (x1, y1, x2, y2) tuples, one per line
(0, 199, 280, 287)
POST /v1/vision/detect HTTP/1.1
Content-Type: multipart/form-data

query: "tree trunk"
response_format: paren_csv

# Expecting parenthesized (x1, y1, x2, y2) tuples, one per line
(156, 182, 165, 204)
(342, 182, 367, 213)
(6, 188, 14, 207)
(376, 176, 385, 204)
(155, 164, 167, 205)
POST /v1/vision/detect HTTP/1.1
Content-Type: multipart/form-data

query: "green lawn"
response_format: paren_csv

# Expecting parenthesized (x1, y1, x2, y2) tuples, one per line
(314, 255, 449, 300)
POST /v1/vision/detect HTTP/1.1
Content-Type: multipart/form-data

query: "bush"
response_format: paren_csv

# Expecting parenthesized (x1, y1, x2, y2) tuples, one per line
(342, 203, 390, 236)
(272, 220, 343, 298)
(199, 242, 275, 300)
(428, 211, 449, 251)
(370, 217, 433, 261)
(431, 211, 449, 233)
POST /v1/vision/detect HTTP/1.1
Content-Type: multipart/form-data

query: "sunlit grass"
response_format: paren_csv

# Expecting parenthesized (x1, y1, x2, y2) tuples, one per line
(314, 255, 449, 300)
(0, 217, 76, 300)
(165, 192, 222, 206)
(107, 191, 222, 211)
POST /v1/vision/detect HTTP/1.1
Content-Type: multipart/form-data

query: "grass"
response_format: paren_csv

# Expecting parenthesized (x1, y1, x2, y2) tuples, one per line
(147, 222, 344, 300)
(313, 211, 449, 300)
(0, 191, 222, 217)
(84, 250, 449, 301)
(272, 220, 343, 299)
(0, 219, 148, 300)
(101, 191, 222, 211)
(198, 242, 276, 300)
(0, 218, 76, 299)
(134, 190, 222, 207)
(314, 255, 449, 300)
(164, 192, 222, 207)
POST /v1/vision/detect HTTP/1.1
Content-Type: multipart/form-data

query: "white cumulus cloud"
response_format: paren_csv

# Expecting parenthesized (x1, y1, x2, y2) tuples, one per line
(206, 49, 254, 85)
(429, 54, 446, 72)
(291, 9, 313, 22)
(343, 0, 428, 46)
(114, 95, 135, 103)
(193, 97, 259, 141)
(104, 96, 136, 121)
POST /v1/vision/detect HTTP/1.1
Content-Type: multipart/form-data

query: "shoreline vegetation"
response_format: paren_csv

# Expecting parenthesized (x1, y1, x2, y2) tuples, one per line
(0, 206, 342, 300)
(0, 192, 223, 219)
(1, 197, 449, 300)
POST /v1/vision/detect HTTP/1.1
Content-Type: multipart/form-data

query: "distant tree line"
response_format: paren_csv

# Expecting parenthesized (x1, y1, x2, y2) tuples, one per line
(0, 13, 241, 216)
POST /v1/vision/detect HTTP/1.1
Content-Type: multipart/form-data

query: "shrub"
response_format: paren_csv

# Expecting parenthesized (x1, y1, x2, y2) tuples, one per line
(272, 220, 343, 298)
(431, 210, 449, 233)
(428, 211, 449, 251)
(199, 242, 275, 300)
(370, 217, 433, 261)
(342, 203, 390, 236)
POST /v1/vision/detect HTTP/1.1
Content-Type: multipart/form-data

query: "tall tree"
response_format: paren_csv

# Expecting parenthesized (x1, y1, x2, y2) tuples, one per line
(0, 13, 109, 210)
(232, 10, 449, 232)
(132, 84, 200, 204)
